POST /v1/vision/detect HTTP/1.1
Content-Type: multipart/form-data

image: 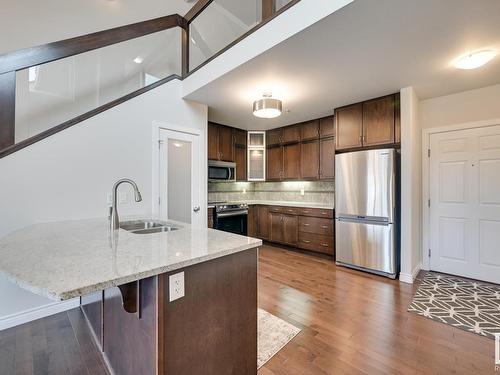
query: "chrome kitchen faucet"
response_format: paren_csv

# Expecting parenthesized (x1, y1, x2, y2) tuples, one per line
(109, 179, 142, 230)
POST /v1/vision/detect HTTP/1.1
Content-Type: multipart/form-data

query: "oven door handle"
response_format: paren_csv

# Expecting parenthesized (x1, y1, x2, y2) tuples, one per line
(216, 210, 248, 218)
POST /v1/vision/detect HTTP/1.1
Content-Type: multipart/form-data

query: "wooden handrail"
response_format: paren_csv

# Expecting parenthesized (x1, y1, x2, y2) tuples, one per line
(0, 14, 185, 75)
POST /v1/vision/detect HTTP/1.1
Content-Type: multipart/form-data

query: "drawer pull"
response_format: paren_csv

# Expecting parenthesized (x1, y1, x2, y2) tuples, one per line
(321, 212, 328, 215)
(302, 240, 311, 243)
(321, 225, 328, 229)
(302, 210, 310, 213)
(321, 243, 329, 247)
(303, 223, 310, 226)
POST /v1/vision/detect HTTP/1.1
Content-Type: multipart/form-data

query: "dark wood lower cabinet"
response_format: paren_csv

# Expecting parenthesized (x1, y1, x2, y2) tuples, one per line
(257, 204, 334, 256)
(80, 249, 258, 375)
(257, 205, 270, 239)
(248, 205, 257, 237)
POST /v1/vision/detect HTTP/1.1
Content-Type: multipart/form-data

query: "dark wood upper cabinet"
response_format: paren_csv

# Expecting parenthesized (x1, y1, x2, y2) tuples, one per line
(208, 122, 219, 160)
(234, 128, 247, 147)
(300, 140, 319, 180)
(234, 146, 247, 181)
(283, 143, 300, 180)
(335, 103, 363, 150)
(319, 137, 335, 180)
(395, 93, 401, 144)
(266, 128, 282, 147)
(218, 125, 234, 162)
(282, 125, 301, 144)
(301, 120, 320, 141)
(257, 206, 270, 240)
(362, 95, 395, 147)
(319, 116, 334, 138)
(266, 146, 283, 181)
(282, 215, 298, 246)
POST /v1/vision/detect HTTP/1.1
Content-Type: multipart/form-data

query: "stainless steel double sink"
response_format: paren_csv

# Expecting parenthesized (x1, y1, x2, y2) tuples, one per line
(119, 220, 180, 234)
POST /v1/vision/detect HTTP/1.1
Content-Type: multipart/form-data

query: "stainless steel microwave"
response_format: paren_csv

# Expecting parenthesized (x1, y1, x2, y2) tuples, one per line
(208, 160, 236, 182)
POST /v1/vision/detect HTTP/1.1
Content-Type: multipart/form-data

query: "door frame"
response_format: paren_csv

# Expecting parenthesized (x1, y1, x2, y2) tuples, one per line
(421, 117, 500, 271)
(151, 120, 206, 227)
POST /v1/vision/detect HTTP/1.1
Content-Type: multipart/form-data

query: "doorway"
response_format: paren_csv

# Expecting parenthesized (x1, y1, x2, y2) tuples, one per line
(428, 124, 500, 283)
(158, 129, 203, 227)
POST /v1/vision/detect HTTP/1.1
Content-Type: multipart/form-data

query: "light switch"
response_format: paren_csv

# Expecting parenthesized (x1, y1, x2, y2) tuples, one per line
(169, 272, 185, 302)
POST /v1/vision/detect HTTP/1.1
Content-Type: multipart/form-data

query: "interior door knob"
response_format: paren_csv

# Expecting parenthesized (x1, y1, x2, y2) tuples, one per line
(193, 206, 200, 212)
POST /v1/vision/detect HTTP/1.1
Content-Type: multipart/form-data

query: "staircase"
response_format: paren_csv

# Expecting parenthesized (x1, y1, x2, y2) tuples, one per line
(0, 0, 300, 159)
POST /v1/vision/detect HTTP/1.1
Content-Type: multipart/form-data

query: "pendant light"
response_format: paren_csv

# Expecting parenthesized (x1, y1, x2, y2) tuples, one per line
(253, 93, 282, 119)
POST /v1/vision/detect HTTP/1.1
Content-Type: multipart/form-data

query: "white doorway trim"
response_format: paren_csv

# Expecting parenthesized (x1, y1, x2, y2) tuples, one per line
(151, 121, 206, 226)
(421, 117, 500, 271)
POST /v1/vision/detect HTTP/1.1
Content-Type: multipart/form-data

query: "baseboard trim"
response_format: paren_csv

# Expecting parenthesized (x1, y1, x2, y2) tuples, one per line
(399, 262, 422, 284)
(0, 299, 79, 331)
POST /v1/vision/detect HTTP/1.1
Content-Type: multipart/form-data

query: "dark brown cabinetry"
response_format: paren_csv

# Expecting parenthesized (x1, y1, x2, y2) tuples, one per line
(247, 205, 257, 237)
(300, 120, 319, 141)
(362, 95, 395, 147)
(253, 204, 334, 255)
(266, 128, 282, 147)
(266, 146, 283, 181)
(266, 116, 334, 181)
(208, 122, 247, 181)
(319, 137, 335, 180)
(335, 94, 400, 152)
(300, 140, 319, 179)
(319, 116, 335, 138)
(335, 103, 363, 150)
(257, 205, 270, 240)
(283, 143, 300, 180)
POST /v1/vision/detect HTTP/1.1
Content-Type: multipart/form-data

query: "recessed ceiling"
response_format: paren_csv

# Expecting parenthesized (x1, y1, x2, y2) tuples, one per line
(185, 0, 500, 130)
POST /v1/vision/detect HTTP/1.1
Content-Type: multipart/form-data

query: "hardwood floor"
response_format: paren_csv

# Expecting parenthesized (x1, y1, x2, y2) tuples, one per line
(0, 309, 109, 375)
(258, 245, 496, 374)
(0, 245, 496, 374)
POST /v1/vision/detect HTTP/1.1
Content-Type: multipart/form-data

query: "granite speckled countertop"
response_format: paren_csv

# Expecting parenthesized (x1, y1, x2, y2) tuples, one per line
(0, 218, 262, 301)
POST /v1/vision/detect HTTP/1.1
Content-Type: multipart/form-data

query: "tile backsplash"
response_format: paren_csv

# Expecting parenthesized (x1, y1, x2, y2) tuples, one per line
(208, 181, 334, 206)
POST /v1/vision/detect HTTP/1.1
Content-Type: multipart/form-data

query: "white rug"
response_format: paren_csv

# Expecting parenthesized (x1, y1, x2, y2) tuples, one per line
(258, 308, 301, 369)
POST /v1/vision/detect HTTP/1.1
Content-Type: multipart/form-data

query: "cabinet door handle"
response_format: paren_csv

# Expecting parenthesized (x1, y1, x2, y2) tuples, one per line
(303, 223, 310, 226)
(321, 212, 328, 215)
(321, 225, 328, 229)
(302, 240, 311, 243)
(321, 243, 329, 247)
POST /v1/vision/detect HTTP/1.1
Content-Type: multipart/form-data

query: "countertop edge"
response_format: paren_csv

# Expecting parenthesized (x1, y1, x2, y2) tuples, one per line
(0, 240, 262, 302)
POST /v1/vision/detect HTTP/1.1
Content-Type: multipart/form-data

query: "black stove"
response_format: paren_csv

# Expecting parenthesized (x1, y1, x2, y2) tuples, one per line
(212, 203, 248, 235)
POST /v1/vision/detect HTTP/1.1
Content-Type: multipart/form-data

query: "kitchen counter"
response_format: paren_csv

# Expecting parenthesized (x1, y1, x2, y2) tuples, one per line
(0, 218, 261, 301)
(207, 200, 333, 210)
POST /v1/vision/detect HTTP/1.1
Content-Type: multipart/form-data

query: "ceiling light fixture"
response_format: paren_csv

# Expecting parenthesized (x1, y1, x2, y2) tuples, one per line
(252, 93, 282, 119)
(453, 49, 497, 70)
(133, 56, 143, 64)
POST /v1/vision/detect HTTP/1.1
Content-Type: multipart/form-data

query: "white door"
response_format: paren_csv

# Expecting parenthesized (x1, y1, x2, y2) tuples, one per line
(429, 124, 500, 283)
(159, 129, 203, 227)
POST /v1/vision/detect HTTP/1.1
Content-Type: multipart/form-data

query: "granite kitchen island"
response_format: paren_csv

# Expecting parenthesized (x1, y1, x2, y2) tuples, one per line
(0, 218, 262, 375)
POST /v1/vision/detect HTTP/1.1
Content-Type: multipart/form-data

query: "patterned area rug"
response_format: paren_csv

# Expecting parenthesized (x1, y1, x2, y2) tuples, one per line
(258, 309, 300, 368)
(408, 273, 500, 339)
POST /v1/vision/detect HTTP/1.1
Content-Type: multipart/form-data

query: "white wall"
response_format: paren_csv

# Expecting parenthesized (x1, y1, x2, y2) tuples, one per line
(0, 79, 207, 328)
(420, 83, 500, 129)
(400, 86, 421, 283)
(0, 0, 191, 54)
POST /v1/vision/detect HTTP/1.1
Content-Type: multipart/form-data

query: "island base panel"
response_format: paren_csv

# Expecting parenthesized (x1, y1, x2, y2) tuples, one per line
(161, 248, 258, 375)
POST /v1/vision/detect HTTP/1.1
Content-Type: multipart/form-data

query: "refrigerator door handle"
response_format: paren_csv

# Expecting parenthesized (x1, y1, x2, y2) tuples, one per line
(336, 215, 391, 225)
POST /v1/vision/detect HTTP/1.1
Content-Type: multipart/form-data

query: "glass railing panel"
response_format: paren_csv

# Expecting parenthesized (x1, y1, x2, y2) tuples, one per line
(14, 27, 181, 144)
(189, 0, 262, 71)
(275, 0, 295, 12)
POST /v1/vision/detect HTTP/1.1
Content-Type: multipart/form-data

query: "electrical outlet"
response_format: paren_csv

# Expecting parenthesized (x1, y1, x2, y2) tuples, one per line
(169, 272, 185, 302)
(300, 188, 305, 196)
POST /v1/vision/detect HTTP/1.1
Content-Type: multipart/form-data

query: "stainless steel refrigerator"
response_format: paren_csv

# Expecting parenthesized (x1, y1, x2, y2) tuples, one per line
(335, 148, 399, 279)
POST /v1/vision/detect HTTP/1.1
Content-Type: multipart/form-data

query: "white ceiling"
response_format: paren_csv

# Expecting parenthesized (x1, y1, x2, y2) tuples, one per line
(185, 0, 500, 130)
